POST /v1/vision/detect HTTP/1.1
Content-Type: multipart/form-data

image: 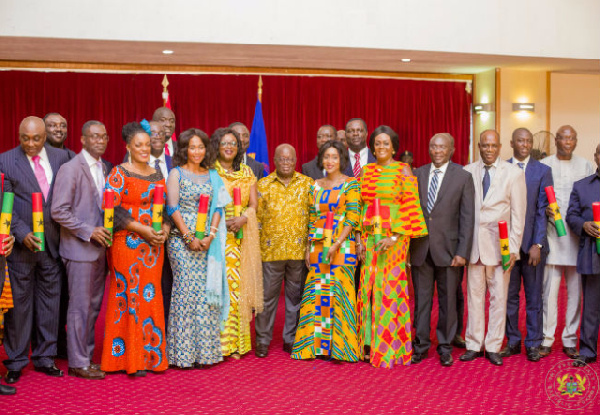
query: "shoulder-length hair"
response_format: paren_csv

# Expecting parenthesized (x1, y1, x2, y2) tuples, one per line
(172, 128, 211, 169)
(209, 127, 244, 171)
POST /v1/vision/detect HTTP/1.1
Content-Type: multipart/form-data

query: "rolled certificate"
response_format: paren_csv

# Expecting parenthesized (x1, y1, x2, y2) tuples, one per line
(545, 186, 567, 237)
(32, 192, 45, 252)
(499, 221, 510, 270)
(0, 192, 14, 256)
(195, 194, 210, 239)
(593, 202, 600, 254)
(233, 187, 243, 239)
(152, 184, 164, 232)
(104, 189, 114, 246)
(373, 198, 382, 248)
(322, 211, 334, 264)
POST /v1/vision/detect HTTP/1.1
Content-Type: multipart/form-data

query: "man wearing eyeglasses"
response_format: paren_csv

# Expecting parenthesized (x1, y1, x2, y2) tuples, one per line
(254, 144, 312, 358)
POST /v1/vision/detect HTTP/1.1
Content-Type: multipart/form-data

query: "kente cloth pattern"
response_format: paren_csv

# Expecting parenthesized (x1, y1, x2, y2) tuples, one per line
(101, 166, 168, 374)
(292, 178, 361, 362)
(215, 161, 256, 356)
(166, 173, 223, 367)
(357, 162, 427, 369)
(0, 263, 13, 345)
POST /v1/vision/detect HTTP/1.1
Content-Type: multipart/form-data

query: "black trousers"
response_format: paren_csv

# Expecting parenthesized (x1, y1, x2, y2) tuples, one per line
(579, 273, 600, 358)
(411, 252, 461, 355)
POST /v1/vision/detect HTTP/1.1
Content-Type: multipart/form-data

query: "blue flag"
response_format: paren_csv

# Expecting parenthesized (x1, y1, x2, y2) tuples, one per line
(248, 99, 269, 175)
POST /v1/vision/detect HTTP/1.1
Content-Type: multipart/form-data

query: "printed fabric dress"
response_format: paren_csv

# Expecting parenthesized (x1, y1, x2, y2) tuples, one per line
(292, 178, 361, 362)
(166, 167, 222, 367)
(358, 162, 427, 369)
(101, 165, 168, 374)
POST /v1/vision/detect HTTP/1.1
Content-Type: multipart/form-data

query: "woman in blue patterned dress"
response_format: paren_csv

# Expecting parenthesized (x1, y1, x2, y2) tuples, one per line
(166, 128, 230, 368)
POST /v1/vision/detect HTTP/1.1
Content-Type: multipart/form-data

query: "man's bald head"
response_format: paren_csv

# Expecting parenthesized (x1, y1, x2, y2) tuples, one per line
(19, 116, 47, 157)
(556, 125, 577, 139)
(152, 107, 176, 139)
(274, 144, 297, 179)
(555, 124, 577, 160)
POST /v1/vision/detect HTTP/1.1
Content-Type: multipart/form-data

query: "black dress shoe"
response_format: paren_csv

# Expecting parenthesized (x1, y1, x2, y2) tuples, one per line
(563, 347, 578, 359)
(255, 343, 269, 358)
(34, 364, 64, 377)
(486, 352, 503, 366)
(283, 343, 293, 354)
(440, 353, 454, 367)
(128, 370, 147, 377)
(459, 350, 483, 361)
(451, 335, 466, 349)
(539, 345, 552, 357)
(0, 384, 16, 395)
(499, 343, 521, 358)
(573, 356, 597, 367)
(526, 347, 541, 362)
(411, 352, 427, 364)
(5, 370, 21, 384)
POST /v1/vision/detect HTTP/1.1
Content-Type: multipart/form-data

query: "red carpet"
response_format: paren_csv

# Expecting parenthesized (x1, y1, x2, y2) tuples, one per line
(2, 277, 599, 414)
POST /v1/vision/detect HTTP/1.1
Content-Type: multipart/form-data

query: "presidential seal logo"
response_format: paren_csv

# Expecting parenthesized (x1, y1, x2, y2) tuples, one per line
(545, 359, 599, 410)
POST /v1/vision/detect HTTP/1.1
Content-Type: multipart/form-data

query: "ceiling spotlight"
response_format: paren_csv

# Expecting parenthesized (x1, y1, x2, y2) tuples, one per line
(162, 50, 174, 55)
(401, 58, 411, 63)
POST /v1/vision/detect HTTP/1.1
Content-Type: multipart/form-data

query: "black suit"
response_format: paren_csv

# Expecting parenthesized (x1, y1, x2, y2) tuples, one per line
(0, 145, 70, 371)
(343, 148, 376, 178)
(245, 155, 264, 180)
(302, 157, 324, 181)
(409, 162, 475, 355)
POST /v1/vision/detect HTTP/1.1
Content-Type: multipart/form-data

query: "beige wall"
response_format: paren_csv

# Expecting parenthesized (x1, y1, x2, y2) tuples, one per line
(550, 73, 600, 164)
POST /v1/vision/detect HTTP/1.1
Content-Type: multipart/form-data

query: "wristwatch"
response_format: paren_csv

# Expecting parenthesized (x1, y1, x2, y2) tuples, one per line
(535, 243, 543, 249)
(391, 235, 399, 242)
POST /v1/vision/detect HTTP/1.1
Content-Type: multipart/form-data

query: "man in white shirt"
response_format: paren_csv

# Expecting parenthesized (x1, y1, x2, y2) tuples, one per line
(343, 118, 375, 178)
(148, 121, 171, 179)
(539, 125, 594, 358)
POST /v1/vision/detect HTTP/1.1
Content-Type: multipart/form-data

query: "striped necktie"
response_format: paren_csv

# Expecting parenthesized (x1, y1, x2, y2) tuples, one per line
(426, 169, 441, 214)
(352, 153, 361, 178)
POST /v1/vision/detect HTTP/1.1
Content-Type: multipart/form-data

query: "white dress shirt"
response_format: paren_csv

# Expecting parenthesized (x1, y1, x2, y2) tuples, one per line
(348, 147, 370, 171)
(149, 152, 168, 179)
(27, 147, 53, 185)
(82, 149, 105, 200)
(428, 161, 449, 202)
(482, 157, 500, 183)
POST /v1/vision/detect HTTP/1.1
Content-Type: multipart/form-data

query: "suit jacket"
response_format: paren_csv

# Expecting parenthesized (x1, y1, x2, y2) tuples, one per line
(343, 148, 376, 177)
(245, 155, 264, 180)
(508, 157, 553, 254)
(464, 159, 527, 266)
(51, 152, 112, 262)
(566, 170, 600, 275)
(302, 157, 324, 180)
(0, 145, 70, 261)
(410, 162, 475, 267)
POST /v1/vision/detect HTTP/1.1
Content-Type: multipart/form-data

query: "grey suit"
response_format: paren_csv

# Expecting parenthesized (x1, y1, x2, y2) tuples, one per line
(51, 152, 109, 368)
(301, 157, 324, 181)
(410, 162, 475, 355)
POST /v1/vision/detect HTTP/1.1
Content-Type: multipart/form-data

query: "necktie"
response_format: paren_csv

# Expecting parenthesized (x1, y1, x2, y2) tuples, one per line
(95, 160, 104, 203)
(32, 155, 50, 200)
(164, 143, 171, 157)
(154, 159, 161, 176)
(426, 169, 441, 214)
(482, 165, 491, 200)
(517, 162, 525, 170)
(353, 153, 361, 178)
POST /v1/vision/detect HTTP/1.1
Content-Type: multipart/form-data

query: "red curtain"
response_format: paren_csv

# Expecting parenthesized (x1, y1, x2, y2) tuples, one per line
(0, 71, 472, 168)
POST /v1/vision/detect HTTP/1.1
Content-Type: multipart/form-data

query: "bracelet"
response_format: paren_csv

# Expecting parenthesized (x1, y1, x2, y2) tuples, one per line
(209, 231, 217, 238)
(335, 238, 344, 246)
(210, 226, 218, 232)
(182, 231, 194, 245)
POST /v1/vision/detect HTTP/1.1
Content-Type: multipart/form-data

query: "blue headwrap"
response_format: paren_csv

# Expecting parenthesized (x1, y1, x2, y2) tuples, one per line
(140, 119, 152, 135)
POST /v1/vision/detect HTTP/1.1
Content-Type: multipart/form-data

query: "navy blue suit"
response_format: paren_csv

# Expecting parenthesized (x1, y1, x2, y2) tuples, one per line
(343, 148, 376, 177)
(566, 170, 600, 358)
(505, 158, 553, 348)
(0, 145, 70, 371)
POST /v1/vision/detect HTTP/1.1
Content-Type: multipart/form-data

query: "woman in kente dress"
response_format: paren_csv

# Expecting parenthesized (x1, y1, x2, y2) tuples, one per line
(165, 128, 230, 368)
(357, 125, 427, 369)
(292, 140, 361, 362)
(211, 127, 263, 359)
(101, 122, 170, 376)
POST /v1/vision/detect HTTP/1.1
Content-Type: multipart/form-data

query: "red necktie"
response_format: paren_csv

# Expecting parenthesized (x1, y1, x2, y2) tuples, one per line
(164, 143, 171, 157)
(353, 153, 361, 178)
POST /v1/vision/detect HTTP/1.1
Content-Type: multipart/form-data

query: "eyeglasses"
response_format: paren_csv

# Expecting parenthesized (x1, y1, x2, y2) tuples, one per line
(220, 141, 238, 148)
(275, 157, 296, 164)
(151, 132, 166, 138)
(85, 134, 109, 142)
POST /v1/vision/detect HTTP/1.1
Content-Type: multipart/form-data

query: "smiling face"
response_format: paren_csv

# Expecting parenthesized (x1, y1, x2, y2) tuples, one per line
(322, 147, 341, 175)
(127, 132, 151, 164)
(153, 108, 176, 140)
(187, 135, 206, 166)
(19, 117, 47, 158)
(345, 120, 367, 153)
(510, 129, 533, 161)
(149, 121, 166, 153)
(81, 124, 109, 160)
(44, 114, 68, 147)
(373, 133, 394, 164)
(478, 130, 501, 165)
(274, 145, 297, 178)
(429, 135, 454, 168)
(218, 133, 239, 163)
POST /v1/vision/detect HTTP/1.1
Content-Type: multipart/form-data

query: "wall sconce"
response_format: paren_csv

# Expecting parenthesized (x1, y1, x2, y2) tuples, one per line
(512, 103, 535, 112)
(473, 103, 495, 114)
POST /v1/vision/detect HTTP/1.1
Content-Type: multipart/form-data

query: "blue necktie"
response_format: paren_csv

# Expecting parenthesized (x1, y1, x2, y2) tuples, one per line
(482, 165, 491, 199)
(154, 159, 161, 174)
(517, 162, 525, 170)
(427, 169, 441, 214)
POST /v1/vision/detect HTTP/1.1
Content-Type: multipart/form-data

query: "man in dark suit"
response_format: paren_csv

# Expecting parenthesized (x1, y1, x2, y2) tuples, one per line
(301, 124, 336, 180)
(568, 144, 600, 367)
(409, 133, 475, 366)
(500, 128, 553, 362)
(343, 118, 375, 178)
(230, 122, 265, 179)
(44, 113, 76, 159)
(0, 116, 70, 384)
(153, 107, 177, 157)
(51, 120, 113, 380)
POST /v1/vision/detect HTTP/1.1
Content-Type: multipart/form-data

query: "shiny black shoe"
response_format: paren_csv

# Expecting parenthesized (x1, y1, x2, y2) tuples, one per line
(255, 343, 269, 358)
(485, 352, 503, 366)
(128, 370, 147, 377)
(573, 356, 597, 367)
(563, 347, 578, 359)
(440, 353, 454, 367)
(526, 347, 541, 362)
(34, 364, 64, 377)
(282, 343, 293, 354)
(451, 335, 466, 349)
(499, 343, 521, 358)
(539, 345, 552, 358)
(459, 350, 483, 361)
(411, 352, 427, 364)
(0, 384, 16, 395)
(5, 370, 21, 384)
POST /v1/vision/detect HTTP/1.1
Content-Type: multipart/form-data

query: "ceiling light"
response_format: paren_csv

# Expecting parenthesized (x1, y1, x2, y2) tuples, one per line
(512, 103, 535, 112)
(401, 58, 411, 63)
(162, 50, 174, 55)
